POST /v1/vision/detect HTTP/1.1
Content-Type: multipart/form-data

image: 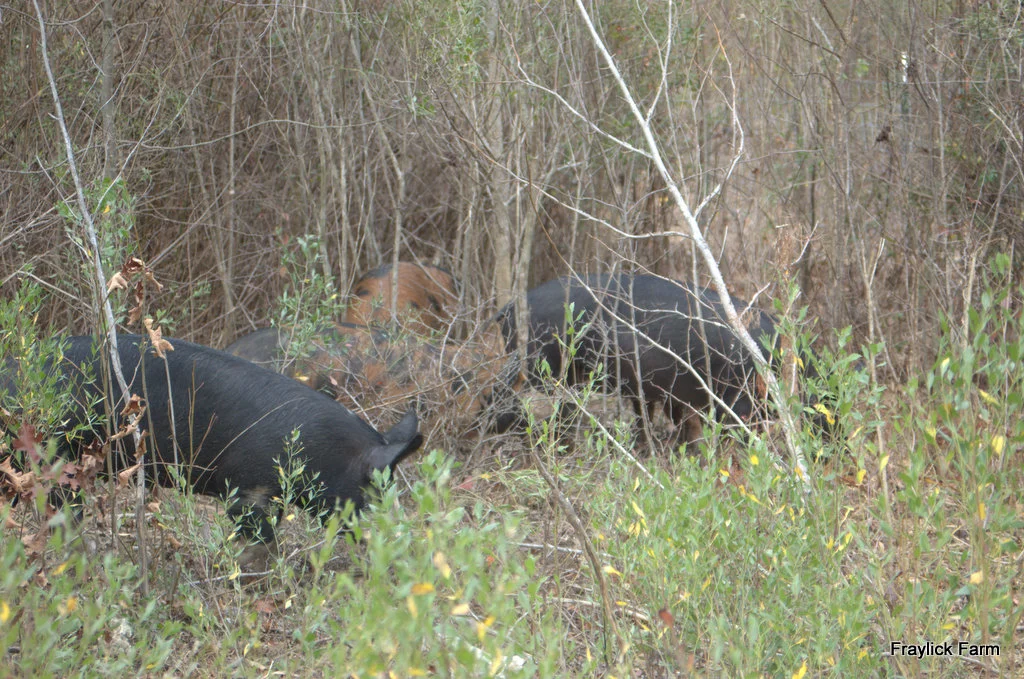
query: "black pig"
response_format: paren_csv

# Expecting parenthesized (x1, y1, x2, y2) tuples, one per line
(2, 334, 423, 561)
(496, 274, 779, 447)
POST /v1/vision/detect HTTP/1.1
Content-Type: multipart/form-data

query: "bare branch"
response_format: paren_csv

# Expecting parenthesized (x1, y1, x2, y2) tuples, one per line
(32, 0, 151, 590)
(569, 0, 810, 485)
(511, 61, 651, 159)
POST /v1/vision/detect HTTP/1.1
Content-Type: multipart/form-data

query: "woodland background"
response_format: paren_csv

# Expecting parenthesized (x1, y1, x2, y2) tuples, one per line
(2, 0, 1020, 363)
(1, 1, 1023, 677)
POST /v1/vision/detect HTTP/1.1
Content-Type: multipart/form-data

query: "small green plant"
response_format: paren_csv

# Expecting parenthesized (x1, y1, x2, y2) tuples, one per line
(881, 253, 1023, 674)
(0, 283, 106, 523)
(274, 235, 345, 360)
(0, 283, 81, 433)
(764, 285, 883, 466)
(314, 449, 555, 676)
(0, 527, 177, 677)
(57, 177, 138, 318)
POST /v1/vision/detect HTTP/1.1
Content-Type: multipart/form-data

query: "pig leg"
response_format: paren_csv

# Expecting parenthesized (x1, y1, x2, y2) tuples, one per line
(227, 488, 282, 571)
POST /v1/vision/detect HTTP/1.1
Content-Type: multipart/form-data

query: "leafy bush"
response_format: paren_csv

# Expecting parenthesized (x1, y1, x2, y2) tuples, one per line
(2, 258, 1022, 676)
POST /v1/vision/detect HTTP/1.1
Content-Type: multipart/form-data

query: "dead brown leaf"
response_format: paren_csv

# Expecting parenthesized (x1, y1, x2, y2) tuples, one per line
(121, 257, 145, 277)
(120, 394, 144, 417)
(0, 456, 36, 496)
(71, 454, 103, 492)
(45, 460, 80, 490)
(23, 526, 49, 560)
(143, 268, 164, 292)
(81, 438, 105, 462)
(13, 423, 45, 464)
(143, 318, 174, 358)
(133, 431, 147, 457)
(106, 271, 129, 292)
(117, 463, 142, 489)
(658, 608, 675, 628)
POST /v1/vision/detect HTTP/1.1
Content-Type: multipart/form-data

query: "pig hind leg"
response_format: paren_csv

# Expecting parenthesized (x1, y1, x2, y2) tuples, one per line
(664, 395, 707, 453)
(227, 487, 283, 569)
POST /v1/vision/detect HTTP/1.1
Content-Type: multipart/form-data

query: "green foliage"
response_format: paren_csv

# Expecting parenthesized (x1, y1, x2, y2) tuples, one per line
(275, 428, 329, 515)
(761, 287, 879, 464)
(58, 176, 136, 277)
(0, 528, 176, 678)
(312, 450, 555, 676)
(1, 450, 560, 676)
(594, 449, 881, 675)
(0, 282, 96, 449)
(273, 235, 345, 359)
(55, 176, 144, 327)
(391, 0, 488, 85)
(4, 260, 1023, 676)
(890, 253, 1024, 663)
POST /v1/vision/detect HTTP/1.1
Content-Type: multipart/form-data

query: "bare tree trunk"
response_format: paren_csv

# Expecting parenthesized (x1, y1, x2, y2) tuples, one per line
(211, 28, 243, 344)
(301, 33, 334, 278)
(222, 36, 241, 340)
(338, 123, 351, 289)
(100, 0, 116, 181)
(343, 9, 406, 314)
(484, 0, 514, 308)
(569, 0, 809, 484)
(33, 0, 150, 594)
(513, 139, 537, 356)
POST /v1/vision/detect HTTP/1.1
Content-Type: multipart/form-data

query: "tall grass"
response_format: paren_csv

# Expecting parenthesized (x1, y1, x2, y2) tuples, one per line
(2, 258, 1022, 676)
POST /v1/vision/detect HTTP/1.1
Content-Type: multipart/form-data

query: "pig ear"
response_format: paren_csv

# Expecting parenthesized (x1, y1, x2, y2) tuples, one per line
(365, 408, 423, 472)
(365, 435, 423, 473)
(382, 408, 419, 445)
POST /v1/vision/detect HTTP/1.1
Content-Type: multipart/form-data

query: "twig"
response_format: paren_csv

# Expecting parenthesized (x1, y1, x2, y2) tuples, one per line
(517, 541, 584, 557)
(569, 1, 810, 488)
(525, 441, 626, 666)
(32, 1, 150, 593)
(552, 596, 652, 626)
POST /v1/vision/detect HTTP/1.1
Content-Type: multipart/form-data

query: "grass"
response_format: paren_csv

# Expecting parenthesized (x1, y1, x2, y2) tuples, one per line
(2, 268, 1023, 677)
